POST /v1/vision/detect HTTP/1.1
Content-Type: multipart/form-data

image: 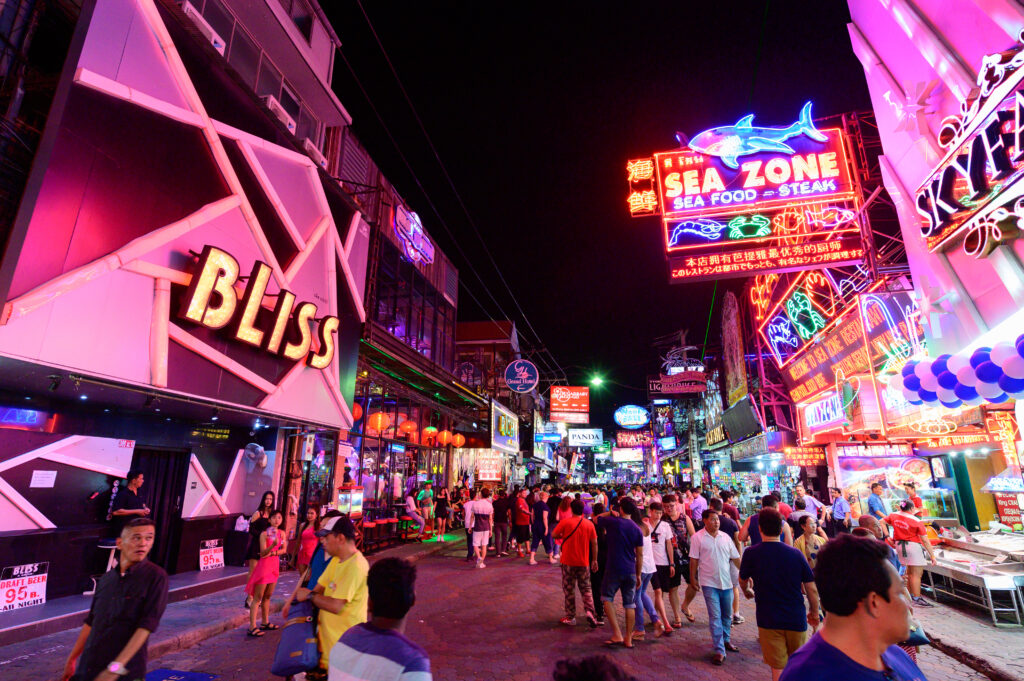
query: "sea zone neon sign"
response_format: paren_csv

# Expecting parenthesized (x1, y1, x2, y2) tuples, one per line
(179, 245, 339, 369)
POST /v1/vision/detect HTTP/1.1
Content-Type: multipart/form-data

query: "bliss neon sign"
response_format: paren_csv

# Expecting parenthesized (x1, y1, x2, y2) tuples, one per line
(179, 245, 339, 369)
(394, 205, 435, 264)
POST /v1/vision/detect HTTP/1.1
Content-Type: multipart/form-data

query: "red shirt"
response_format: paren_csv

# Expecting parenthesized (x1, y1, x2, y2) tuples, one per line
(553, 517, 597, 567)
(909, 494, 924, 516)
(721, 502, 740, 523)
(779, 502, 793, 517)
(886, 512, 926, 543)
(514, 497, 531, 525)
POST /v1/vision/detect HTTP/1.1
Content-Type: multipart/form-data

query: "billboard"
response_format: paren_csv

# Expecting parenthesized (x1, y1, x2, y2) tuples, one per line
(611, 447, 644, 463)
(648, 371, 706, 395)
(550, 411, 588, 424)
(658, 435, 678, 450)
(549, 386, 590, 413)
(614, 405, 650, 429)
(616, 430, 653, 448)
(567, 428, 603, 447)
(491, 400, 520, 454)
(722, 291, 748, 406)
(504, 360, 540, 393)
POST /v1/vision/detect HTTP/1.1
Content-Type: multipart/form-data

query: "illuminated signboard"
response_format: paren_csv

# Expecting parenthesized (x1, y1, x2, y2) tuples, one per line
(504, 360, 539, 393)
(534, 432, 562, 444)
(0, 407, 48, 428)
(835, 443, 913, 458)
(490, 401, 520, 454)
(649, 371, 706, 395)
(658, 435, 678, 450)
(550, 386, 589, 413)
(477, 451, 503, 481)
(706, 421, 727, 447)
(803, 393, 844, 430)
(783, 446, 827, 466)
(393, 205, 435, 265)
(914, 43, 1024, 257)
(611, 447, 644, 463)
(179, 245, 339, 369)
(550, 411, 588, 424)
(614, 405, 650, 429)
(616, 430, 653, 448)
(567, 428, 603, 447)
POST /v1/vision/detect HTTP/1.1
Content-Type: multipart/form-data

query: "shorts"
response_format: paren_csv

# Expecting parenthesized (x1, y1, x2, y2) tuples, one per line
(513, 525, 530, 543)
(420, 505, 434, 519)
(758, 627, 809, 669)
(652, 564, 674, 591)
(600, 573, 637, 607)
(897, 540, 927, 567)
(730, 563, 740, 588)
(472, 530, 491, 547)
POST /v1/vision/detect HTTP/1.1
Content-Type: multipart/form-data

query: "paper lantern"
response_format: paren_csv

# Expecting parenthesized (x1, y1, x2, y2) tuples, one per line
(399, 420, 418, 433)
(437, 429, 452, 446)
(367, 412, 391, 433)
(453, 433, 466, 448)
(351, 402, 363, 422)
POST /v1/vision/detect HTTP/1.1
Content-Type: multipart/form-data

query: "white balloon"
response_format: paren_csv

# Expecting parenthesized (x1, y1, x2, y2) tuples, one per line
(936, 387, 957, 402)
(991, 341, 1018, 366)
(902, 385, 919, 403)
(914, 360, 934, 380)
(1003, 354, 1024, 380)
(920, 374, 939, 392)
(956, 365, 979, 387)
(945, 353, 971, 375)
(977, 381, 1005, 399)
(966, 394, 988, 406)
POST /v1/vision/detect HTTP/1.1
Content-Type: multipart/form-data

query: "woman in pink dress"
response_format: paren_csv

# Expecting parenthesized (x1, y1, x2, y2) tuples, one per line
(246, 509, 284, 637)
(295, 506, 319, 576)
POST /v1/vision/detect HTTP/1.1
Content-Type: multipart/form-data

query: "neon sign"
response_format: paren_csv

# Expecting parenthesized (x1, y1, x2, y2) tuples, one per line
(179, 245, 339, 369)
(614, 405, 650, 429)
(393, 205, 435, 264)
(803, 393, 844, 429)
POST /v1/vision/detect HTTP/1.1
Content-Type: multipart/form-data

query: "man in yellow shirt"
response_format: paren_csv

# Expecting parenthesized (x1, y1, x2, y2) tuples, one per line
(295, 515, 369, 672)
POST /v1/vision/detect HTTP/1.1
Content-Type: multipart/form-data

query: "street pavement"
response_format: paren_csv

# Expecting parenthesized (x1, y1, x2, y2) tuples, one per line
(150, 541, 997, 681)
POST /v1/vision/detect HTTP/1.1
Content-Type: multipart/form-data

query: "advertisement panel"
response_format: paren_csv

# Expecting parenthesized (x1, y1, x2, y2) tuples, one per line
(611, 447, 644, 463)
(614, 405, 650, 429)
(491, 401, 520, 454)
(649, 372, 707, 395)
(567, 428, 603, 447)
(722, 291, 748, 406)
(658, 435, 678, 450)
(504, 360, 540, 393)
(477, 451, 504, 481)
(550, 411, 588, 424)
(616, 430, 653, 448)
(549, 386, 590, 413)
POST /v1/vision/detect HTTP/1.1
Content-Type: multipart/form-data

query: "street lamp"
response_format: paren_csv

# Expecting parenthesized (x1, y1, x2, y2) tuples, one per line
(590, 375, 604, 387)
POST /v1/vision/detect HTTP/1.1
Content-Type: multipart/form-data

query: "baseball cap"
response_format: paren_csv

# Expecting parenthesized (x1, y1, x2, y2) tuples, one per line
(316, 515, 356, 538)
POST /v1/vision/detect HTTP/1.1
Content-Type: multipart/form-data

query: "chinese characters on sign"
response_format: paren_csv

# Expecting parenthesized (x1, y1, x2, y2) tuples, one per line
(669, 233, 864, 282)
(783, 446, 826, 466)
(627, 157, 659, 217)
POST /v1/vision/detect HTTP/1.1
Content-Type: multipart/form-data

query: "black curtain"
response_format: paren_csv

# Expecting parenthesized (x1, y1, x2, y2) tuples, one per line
(131, 447, 190, 572)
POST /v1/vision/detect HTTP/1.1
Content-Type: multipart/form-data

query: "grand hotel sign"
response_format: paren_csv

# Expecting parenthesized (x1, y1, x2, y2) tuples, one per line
(915, 40, 1024, 257)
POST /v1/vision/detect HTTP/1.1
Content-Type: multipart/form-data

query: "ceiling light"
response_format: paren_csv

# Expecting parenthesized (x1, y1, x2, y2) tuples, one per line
(79, 394, 88, 400)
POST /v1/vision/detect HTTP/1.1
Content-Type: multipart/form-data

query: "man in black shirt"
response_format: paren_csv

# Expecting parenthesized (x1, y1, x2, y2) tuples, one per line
(491, 490, 512, 556)
(109, 470, 149, 538)
(64, 518, 168, 681)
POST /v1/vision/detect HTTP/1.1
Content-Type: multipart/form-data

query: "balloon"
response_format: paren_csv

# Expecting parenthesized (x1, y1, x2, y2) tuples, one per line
(906, 394, 924, 405)
(989, 392, 1009, 404)
(991, 341, 1018, 366)
(977, 381, 1006, 399)
(903, 375, 921, 392)
(966, 394, 989, 406)
(970, 348, 992, 369)
(932, 354, 952, 375)
(976, 361, 1003, 384)
(901, 362, 918, 378)
(914, 360, 934, 380)
(998, 374, 1024, 394)
(1017, 334, 1024, 359)
(936, 387, 958, 403)
(919, 389, 939, 403)
(940, 399, 963, 409)
(937, 371, 958, 390)
(946, 353, 971, 375)
(954, 384, 979, 401)
(920, 373, 939, 391)
(902, 385, 920, 403)
(956, 365, 979, 387)
(1004, 354, 1024, 379)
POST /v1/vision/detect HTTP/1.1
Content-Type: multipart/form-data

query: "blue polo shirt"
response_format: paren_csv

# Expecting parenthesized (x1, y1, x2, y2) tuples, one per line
(779, 631, 926, 681)
(867, 493, 886, 519)
(832, 496, 851, 523)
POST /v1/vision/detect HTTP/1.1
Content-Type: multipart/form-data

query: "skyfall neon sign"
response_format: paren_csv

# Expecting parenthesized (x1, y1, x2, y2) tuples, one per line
(179, 245, 339, 369)
(394, 205, 435, 265)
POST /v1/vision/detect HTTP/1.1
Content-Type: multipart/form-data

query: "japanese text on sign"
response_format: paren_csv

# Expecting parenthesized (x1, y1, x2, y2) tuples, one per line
(0, 562, 47, 612)
(670, 237, 863, 283)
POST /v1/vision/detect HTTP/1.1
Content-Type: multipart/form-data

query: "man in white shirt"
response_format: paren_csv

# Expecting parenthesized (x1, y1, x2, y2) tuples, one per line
(690, 508, 741, 665)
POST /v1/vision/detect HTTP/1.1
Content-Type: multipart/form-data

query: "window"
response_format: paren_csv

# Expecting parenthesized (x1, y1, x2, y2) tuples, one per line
(296, 105, 320, 143)
(256, 58, 282, 100)
(226, 24, 259, 89)
(200, 0, 235, 44)
(278, 84, 301, 119)
(289, 0, 315, 43)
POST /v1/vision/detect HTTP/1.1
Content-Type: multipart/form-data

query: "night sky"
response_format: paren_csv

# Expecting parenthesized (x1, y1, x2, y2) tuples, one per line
(323, 2, 874, 426)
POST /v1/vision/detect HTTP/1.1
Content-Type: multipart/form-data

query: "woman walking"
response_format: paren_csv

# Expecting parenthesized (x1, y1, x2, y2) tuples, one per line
(244, 491, 275, 608)
(295, 506, 319, 576)
(885, 499, 937, 607)
(245, 509, 285, 637)
(434, 487, 451, 541)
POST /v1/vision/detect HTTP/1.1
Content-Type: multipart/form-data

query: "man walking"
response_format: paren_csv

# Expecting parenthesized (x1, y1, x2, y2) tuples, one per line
(739, 495, 794, 546)
(794, 484, 824, 519)
(596, 498, 644, 648)
(530, 490, 555, 565)
(739, 508, 820, 681)
(463, 488, 479, 561)
(689, 485, 708, 527)
(63, 518, 167, 681)
(513, 488, 532, 558)
(552, 498, 599, 627)
(492, 489, 512, 556)
(468, 487, 494, 568)
(690, 508, 741, 665)
(328, 558, 431, 680)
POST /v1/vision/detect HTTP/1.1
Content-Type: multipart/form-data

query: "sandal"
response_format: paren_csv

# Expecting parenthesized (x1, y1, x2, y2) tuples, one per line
(259, 622, 279, 630)
(683, 610, 696, 623)
(671, 620, 683, 628)
(246, 627, 264, 637)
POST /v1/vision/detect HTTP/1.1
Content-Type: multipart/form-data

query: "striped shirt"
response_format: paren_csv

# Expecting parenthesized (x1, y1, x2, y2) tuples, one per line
(328, 623, 432, 681)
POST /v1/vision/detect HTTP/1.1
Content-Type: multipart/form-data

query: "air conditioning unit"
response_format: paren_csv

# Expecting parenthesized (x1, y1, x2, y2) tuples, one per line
(181, 1, 226, 56)
(260, 95, 297, 134)
(302, 138, 328, 169)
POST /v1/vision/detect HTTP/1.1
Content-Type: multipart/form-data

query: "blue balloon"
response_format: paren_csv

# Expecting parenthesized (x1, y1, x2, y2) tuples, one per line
(984, 392, 1009, 404)
(1017, 334, 1024, 359)
(906, 395, 924, 405)
(976, 360, 1003, 384)
(999, 375, 1024, 394)
(940, 399, 963, 409)
(902, 362, 917, 378)
(954, 384, 979, 401)
(903, 375, 921, 392)
(970, 348, 992, 369)
(919, 389, 938, 403)
(932, 354, 952, 376)
(937, 371, 957, 390)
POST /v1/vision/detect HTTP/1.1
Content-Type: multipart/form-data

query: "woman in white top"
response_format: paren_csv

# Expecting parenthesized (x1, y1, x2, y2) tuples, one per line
(624, 503, 665, 638)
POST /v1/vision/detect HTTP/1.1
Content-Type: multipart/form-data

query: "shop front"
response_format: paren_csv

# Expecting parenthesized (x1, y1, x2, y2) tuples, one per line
(0, 0, 365, 607)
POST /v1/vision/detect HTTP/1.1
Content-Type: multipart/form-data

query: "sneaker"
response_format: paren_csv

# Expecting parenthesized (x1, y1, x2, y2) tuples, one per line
(912, 596, 934, 607)
(528, 559, 538, 565)
(732, 614, 745, 625)
(480, 562, 486, 568)
(560, 616, 577, 626)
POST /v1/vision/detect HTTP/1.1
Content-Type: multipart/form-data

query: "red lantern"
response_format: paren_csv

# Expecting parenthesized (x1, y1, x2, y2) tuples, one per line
(367, 412, 391, 433)
(452, 433, 466, 448)
(351, 402, 363, 422)
(437, 429, 452, 446)
(399, 420, 418, 434)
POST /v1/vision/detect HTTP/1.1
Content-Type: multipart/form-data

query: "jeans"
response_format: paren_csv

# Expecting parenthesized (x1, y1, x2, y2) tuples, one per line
(466, 528, 474, 559)
(493, 523, 510, 554)
(560, 565, 596, 619)
(634, 572, 659, 631)
(590, 569, 605, 619)
(407, 510, 425, 535)
(701, 585, 734, 655)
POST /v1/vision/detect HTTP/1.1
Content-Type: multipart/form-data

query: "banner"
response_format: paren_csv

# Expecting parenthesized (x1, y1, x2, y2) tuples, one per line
(199, 539, 225, 571)
(567, 428, 603, 447)
(550, 411, 588, 424)
(611, 447, 643, 463)
(550, 386, 590, 413)
(0, 562, 47, 612)
(722, 291, 748, 406)
(649, 371, 707, 395)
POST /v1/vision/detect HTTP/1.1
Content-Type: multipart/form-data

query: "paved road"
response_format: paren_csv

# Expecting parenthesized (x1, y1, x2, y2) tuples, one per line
(155, 542, 990, 681)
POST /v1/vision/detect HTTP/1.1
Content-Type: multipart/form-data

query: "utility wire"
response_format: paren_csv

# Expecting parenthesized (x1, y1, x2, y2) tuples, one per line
(351, 0, 566, 382)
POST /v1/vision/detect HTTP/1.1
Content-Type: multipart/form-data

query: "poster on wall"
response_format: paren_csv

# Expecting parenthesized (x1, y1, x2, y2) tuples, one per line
(722, 291, 748, 406)
(491, 401, 520, 454)
(199, 539, 225, 571)
(0, 562, 47, 612)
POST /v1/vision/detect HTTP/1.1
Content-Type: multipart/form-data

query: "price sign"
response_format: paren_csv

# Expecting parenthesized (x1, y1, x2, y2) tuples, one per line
(199, 539, 224, 571)
(0, 562, 48, 612)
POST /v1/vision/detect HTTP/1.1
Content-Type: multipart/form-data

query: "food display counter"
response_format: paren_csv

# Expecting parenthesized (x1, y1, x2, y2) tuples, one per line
(925, 530, 1024, 626)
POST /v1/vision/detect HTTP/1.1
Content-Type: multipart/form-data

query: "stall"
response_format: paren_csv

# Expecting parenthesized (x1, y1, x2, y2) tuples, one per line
(927, 530, 1024, 626)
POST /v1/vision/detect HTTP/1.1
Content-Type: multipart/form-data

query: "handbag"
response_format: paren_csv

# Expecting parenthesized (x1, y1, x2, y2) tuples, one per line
(899, 619, 930, 647)
(271, 599, 319, 676)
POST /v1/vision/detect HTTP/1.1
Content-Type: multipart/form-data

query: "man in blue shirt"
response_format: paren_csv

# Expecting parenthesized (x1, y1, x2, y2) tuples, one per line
(828, 487, 852, 536)
(867, 483, 887, 521)
(596, 498, 644, 649)
(779, 534, 928, 681)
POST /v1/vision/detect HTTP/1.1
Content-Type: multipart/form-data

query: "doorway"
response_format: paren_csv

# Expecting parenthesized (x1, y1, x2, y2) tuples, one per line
(130, 447, 191, 571)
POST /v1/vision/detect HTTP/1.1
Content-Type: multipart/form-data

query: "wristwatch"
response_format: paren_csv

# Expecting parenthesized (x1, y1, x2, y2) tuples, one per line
(106, 661, 128, 676)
